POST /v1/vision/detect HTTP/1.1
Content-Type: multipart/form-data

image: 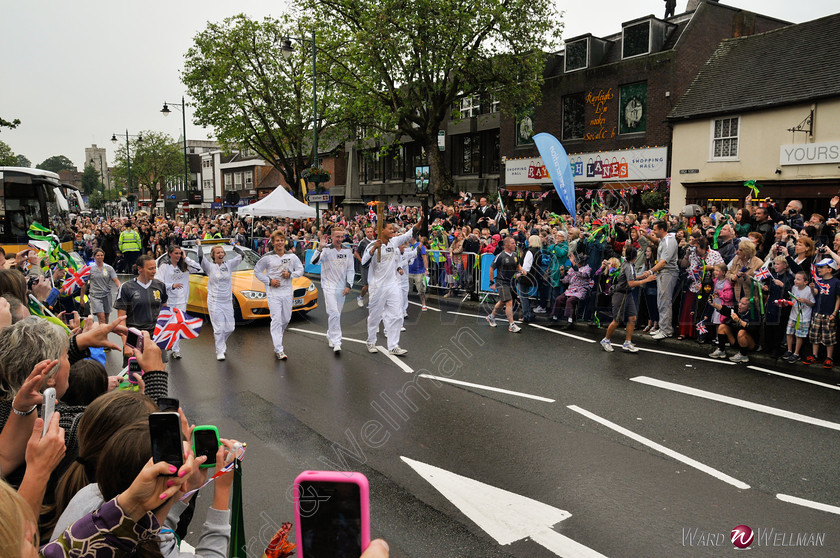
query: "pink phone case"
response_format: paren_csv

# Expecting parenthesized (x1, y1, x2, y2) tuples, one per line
(293, 470, 370, 558)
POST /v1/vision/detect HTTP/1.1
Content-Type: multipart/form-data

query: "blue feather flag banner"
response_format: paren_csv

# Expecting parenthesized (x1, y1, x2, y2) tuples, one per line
(533, 133, 576, 223)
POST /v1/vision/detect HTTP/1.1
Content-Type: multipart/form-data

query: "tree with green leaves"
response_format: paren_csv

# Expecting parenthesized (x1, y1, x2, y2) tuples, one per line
(81, 164, 101, 196)
(15, 154, 31, 168)
(37, 155, 75, 173)
(302, 0, 562, 197)
(0, 116, 20, 132)
(0, 140, 17, 166)
(183, 13, 338, 196)
(111, 131, 182, 211)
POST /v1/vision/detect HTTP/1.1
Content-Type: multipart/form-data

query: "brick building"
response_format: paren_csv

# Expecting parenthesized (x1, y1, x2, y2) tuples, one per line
(498, 1, 787, 214)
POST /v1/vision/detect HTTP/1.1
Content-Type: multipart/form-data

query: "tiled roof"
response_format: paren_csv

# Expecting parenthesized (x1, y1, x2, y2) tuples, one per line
(669, 12, 840, 120)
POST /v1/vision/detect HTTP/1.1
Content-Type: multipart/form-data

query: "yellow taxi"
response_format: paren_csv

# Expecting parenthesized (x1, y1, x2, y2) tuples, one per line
(156, 243, 318, 322)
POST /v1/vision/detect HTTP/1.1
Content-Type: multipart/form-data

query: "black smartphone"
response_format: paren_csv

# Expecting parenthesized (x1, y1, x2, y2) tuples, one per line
(156, 397, 179, 412)
(294, 472, 370, 558)
(60, 313, 71, 325)
(148, 412, 184, 470)
(191, 426, 220, 468)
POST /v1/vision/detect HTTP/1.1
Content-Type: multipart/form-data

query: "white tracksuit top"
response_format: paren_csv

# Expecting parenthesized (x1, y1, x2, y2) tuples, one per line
(254, 251, 304, 298)
(361, 230, 414, 290)
(155, 257, 200, 307)
(310, 245, 354, 291)
(198, 245, 244, 304)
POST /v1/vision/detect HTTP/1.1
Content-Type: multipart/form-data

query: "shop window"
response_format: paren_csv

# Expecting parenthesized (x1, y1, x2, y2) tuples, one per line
(565, 39, 588, 72)
(562, 94, 585, 140)
(710, 117, 740, 160)
(623, 21, 651, 59)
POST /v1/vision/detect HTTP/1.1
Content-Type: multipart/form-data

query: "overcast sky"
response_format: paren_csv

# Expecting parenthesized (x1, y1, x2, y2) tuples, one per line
(2, 0, 837, 170)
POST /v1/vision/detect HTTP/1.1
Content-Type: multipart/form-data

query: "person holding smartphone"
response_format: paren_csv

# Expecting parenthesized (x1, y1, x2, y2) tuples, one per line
(255, 231, 303, 360)
(197, 239, 245, 361)
(155, 245, 200, 359)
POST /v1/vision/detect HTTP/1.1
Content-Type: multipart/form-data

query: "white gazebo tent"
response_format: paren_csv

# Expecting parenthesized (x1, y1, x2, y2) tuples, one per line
(237, 186, 316, 219)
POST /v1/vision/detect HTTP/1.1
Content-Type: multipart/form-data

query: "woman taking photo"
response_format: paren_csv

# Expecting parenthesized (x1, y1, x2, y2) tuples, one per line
(197, 240, 245, 361)
(155, 245, 201, 359)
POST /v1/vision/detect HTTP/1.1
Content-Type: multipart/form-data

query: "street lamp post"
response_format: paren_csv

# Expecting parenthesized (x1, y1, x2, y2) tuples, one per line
(281, 29, 320, 223)
(111, 130, 142, 194)
(161, 96, 191, 215)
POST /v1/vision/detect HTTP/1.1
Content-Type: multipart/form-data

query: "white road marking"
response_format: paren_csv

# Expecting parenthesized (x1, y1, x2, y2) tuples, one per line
(287, 327, 366, 345)
(634, 346, 736, 365)
(631, 376, 840, 432)
(418, 374, 555, 403)
(528, 323, 597, 343)
(446, 310, 521, 324)
(776, 494, 840, 515)
(747, 365, 840, 392)
(408, 300, 441, 312)
(568, 405, 750, 490)
(376, 346, 414, 373)
(401, 456, 607, 557)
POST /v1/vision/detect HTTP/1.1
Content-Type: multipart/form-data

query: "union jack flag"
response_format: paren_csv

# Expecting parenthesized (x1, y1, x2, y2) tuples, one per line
(585, 190, 592, 199)
(696, 321, 707, 335)
(753, 266, 772, 282)
(60, 265, 90, 295)
(153, 307, 203, 351)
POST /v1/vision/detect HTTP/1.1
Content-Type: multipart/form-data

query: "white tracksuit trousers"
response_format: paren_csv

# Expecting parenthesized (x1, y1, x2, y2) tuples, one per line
(324, 288, 346, 347)
(367, 283, 404, 350)
(401, 277, 410, 315)
(171, 302, 187, 353)
(208, 298, 235, 355)
(268, 295, 292, 354)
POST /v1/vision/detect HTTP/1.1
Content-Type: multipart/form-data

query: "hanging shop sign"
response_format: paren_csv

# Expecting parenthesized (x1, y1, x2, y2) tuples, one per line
(780, 141, 840, 166)
(505, 146, 667, 185)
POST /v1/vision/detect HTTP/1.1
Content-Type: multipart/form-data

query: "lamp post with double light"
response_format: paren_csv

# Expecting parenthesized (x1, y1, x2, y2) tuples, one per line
(280, 30, 322, 223)
(111, 131, 142, 195)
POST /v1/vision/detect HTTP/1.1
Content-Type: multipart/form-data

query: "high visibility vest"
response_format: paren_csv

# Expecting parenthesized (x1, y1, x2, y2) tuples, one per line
(119, 230, 141, 253)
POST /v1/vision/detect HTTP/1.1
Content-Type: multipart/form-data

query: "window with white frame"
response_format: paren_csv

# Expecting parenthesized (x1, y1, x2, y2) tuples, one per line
(711, 116, 740, 160)
(244, 171, 253, 186)
(623, 21, 651, 59)
(565, 39, 588, 72)
(224, 174, 232, 187)
(234, 172, 243, 190)
(460, 95, 481, 118)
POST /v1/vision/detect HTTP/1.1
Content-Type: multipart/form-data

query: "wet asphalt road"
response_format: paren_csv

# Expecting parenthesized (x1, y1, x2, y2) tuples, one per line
(153, 288, 840, 558)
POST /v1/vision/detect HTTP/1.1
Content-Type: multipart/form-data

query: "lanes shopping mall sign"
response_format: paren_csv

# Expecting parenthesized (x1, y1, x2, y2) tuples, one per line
(505, 146, 667, 185)
(780, 141, 840, 166)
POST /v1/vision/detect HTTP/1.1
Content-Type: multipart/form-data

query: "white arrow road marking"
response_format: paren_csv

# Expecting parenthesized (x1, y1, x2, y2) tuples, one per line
(747, 365, 840, 391)
(528, 323, 597, 343)
(287, 327, 367, 345)
(376, 346, 414, 373)
(418, 374, 555, 402)
(631, 376, 840, 432)
(776, 494, 840, 515)
(401, 456, 608, 558)
(568, 405, 750, 490)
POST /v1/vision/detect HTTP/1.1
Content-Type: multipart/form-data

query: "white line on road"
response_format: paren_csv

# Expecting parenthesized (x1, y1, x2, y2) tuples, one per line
(568, 405, 750, 489)
(634, 346, 736, 365)
(287, 327, 367, 345)
(631, 376, 840, 432)
(377, 346, 414, 374)
(528, 323, 597, 343)
(446, 311, 521, 324)
(747, 365, 840, 392)
(776, 494, 840, 515)
(408, 300, 441, 312)
(419, 374, 555, 402)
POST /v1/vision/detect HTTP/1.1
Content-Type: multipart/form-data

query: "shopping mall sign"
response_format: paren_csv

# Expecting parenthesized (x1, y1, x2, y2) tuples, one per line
(505, 146, 667, 185)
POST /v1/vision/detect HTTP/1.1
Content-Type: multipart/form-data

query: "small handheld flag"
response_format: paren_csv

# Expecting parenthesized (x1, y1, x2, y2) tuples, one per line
(696, 321, 707, 335)
(753, 266, 772, 282)
(60, 265, 91, 295)
(153, 307, 203, 350)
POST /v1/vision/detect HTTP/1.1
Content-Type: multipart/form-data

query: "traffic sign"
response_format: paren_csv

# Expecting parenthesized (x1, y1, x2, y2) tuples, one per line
(307, 193, 330, 203)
